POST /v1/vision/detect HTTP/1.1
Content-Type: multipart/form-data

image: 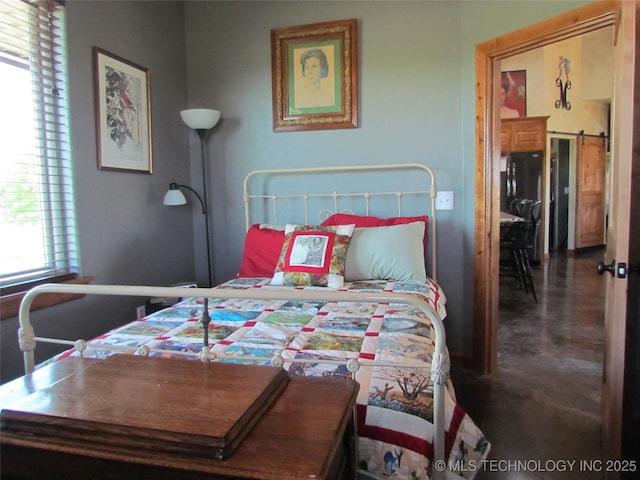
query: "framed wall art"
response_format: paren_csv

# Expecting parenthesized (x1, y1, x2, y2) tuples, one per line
(500, 70, 527, 119)
(94, 47, 152, 173)
(271, 19, 358, 133)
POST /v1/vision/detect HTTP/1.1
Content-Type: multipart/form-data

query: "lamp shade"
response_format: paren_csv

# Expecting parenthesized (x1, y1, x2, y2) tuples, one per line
(163, 188, 187, 206)
(180, 109, 221, 130)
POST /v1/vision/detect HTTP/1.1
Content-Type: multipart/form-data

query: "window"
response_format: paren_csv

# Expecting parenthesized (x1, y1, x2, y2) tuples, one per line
(0, 0, 78, 294)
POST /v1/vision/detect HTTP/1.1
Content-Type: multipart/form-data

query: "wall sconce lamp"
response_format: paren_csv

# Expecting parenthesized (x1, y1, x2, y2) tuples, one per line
(164, 108, 221, 288)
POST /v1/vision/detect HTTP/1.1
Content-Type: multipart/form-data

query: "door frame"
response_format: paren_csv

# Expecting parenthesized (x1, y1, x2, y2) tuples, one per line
(473, 0, 619, 373)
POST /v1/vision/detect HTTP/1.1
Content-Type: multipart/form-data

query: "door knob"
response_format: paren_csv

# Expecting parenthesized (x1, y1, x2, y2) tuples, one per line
(597, 260, 616, 276)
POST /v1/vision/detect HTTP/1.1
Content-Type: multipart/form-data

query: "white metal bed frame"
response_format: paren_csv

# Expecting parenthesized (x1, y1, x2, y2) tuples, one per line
(17, 163, 452, 479)
(243, 163, 438, 279)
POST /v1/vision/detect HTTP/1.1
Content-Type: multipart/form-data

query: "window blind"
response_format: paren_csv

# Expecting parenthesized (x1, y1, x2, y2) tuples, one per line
(0, 0, 79, 291)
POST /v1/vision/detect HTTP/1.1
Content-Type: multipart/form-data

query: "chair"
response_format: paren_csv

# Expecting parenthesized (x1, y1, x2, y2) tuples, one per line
(529, 200, 542, 264)
(531, 200, 542, 223)
(515, 199, 534, 219)
(508, 198, 522, 215)
(499, 200, 540, 302)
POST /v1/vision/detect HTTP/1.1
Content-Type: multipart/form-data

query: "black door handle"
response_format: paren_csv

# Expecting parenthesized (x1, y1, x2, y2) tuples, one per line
(597, 260, 616, 276)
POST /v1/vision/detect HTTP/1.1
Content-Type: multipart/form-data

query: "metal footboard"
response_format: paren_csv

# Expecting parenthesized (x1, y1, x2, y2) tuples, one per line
(19, 283, 450, 478)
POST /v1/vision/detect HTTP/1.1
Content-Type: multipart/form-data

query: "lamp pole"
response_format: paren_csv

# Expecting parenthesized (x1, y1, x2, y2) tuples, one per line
(195, 128, 213, 288)
(178, 108, 220, 288)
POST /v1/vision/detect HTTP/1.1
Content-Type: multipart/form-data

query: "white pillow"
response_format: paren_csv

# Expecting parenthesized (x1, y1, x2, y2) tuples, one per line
(345, 221, 426, 282)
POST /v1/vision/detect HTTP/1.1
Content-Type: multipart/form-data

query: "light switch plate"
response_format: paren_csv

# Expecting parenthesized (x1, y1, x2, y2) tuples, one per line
(436, 191, 454, 210)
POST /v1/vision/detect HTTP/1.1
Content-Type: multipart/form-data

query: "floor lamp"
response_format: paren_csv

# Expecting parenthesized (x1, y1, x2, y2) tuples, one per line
(164, 108, 220, 288)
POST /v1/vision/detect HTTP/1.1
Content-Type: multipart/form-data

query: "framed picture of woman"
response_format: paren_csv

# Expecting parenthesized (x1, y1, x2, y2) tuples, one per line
(271, 19, 358, 132)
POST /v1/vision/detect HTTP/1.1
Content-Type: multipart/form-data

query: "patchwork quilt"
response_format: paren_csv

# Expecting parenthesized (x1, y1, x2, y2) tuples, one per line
(57, 277, 489, 479)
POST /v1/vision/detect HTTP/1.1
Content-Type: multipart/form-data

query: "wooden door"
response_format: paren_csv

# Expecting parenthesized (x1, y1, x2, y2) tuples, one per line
(601, 0, 638, 473)
(575, 136, 607, 249)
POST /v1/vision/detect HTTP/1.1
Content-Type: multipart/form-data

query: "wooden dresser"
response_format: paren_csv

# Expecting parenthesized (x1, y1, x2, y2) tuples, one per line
(0, 356, 359, 480)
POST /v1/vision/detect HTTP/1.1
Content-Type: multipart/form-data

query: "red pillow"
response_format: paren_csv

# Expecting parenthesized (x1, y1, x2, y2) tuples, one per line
(321, 213, 383, 228)
(238, 225, 286, 277)
(321, 213, 428, 245)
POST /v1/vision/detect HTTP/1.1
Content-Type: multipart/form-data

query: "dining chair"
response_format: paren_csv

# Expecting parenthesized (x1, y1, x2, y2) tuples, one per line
(499, 199, 540, 302)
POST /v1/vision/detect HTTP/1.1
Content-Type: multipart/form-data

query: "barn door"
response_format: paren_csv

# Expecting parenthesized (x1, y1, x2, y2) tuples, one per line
(575, 135, 607, 249)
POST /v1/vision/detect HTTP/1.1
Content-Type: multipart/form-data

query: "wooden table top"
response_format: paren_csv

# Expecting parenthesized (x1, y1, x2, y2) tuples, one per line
(1, 356, 359, 480)
(1, 355, 291, 460)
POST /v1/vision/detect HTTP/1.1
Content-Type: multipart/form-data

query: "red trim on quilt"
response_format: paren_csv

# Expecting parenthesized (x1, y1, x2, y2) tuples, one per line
(364, 332, 379, 337)
(357, 404, 433, 458)
(356, 401, 467, 461)
(244, 321, 257, 327)
(57, 350, 75, 361)
(359, 353, 375, 360)
(444, 402, 466, 458)
(301, 327, 315, 332)
(428, 279, 440, 309)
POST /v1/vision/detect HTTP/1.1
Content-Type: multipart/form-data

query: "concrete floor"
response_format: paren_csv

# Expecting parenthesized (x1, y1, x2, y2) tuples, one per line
(452, 250, 605, 479)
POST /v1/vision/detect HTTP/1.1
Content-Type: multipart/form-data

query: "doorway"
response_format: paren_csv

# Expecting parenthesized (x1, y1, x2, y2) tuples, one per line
(550, 138, 570, 251)
(472, 1, 618, 375)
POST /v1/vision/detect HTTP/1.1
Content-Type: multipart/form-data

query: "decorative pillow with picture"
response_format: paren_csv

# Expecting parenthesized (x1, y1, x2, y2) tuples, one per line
(271, 224, 355, 288)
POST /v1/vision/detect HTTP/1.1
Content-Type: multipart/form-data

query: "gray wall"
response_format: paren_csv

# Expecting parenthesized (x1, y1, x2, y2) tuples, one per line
(1, 0, 590, 384)
(1, 1, 193, 382)
(182, 1, 590, 355)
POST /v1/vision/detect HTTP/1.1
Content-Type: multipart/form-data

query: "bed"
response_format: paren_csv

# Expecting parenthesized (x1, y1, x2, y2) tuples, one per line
(15, 164, 489, 480)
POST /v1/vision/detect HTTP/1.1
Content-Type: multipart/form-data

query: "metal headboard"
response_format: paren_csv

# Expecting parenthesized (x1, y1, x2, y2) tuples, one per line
(242, 163, 438, 279)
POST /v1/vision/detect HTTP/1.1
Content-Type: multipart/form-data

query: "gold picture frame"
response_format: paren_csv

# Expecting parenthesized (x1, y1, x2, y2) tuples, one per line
(271, 19, 358, 133)
(94, 47, 152, 173)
